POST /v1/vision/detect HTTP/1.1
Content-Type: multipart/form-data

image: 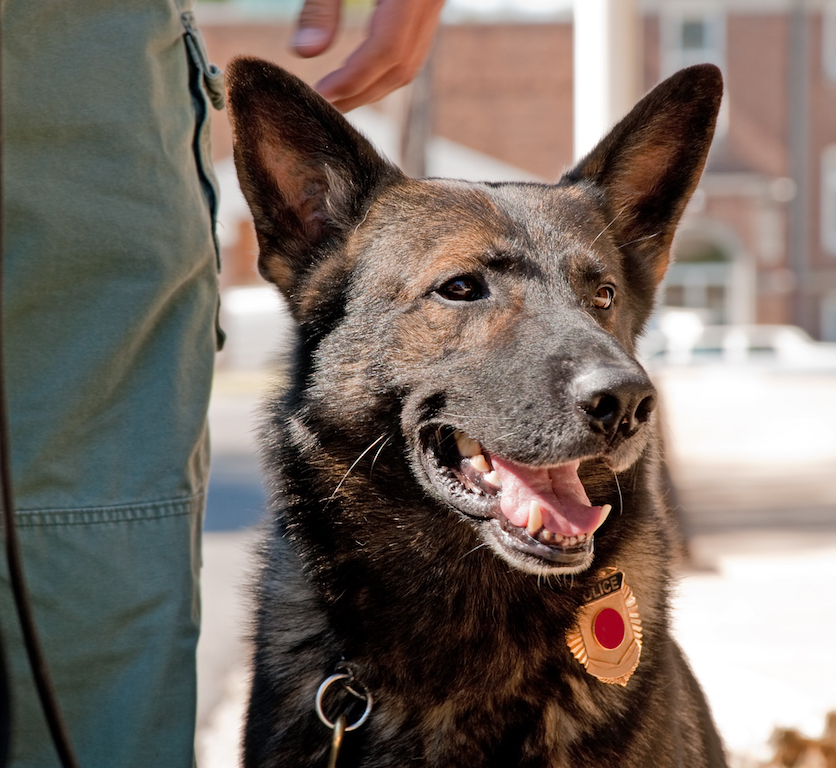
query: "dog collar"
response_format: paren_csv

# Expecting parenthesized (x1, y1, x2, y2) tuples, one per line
(566, 566, 643, 686)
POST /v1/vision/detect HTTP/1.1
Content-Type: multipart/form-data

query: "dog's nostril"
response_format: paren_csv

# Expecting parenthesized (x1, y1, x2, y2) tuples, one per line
(634, 394, 657, 425)
(582, 394, 622, 431)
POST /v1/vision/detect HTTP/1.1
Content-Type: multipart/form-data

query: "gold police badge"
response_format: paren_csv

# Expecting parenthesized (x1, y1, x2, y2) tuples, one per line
(566, 567, 643, 686)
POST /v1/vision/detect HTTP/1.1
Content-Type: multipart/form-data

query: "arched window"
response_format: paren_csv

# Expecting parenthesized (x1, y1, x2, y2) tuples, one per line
(663, 236, 735, 325)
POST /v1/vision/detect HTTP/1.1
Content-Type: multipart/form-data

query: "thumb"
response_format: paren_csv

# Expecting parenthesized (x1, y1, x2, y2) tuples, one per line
(292, 0, 341, 58)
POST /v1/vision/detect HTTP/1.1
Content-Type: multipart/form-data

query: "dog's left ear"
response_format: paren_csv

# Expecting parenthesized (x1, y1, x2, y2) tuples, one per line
(226, 57, 404, 294)
(561, 64, 723, 287)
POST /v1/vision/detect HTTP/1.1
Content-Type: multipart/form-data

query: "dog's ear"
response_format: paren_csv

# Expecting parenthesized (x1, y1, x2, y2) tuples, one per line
(561, 64, 723, 287)
(226, 57, 404, 293)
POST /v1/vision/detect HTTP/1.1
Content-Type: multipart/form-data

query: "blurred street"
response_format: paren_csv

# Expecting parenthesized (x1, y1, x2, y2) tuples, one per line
(195, 364, 836, 768)
(657, 364, 836, 764)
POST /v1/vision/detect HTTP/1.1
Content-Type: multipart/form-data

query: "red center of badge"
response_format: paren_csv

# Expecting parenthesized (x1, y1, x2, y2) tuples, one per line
(593, 607, 625, 649)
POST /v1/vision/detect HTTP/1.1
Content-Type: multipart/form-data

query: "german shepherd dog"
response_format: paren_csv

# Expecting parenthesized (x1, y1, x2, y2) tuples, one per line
(226, 58, 726, 768)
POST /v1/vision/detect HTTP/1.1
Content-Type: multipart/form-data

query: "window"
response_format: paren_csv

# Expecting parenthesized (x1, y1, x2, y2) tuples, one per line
(821, 145, 836, 255)
(822, 292, 836, 341)
(824, 2, 836, 81)
(661, 6, 727, 138)
(661, 7, 726, 74)
(662, 239, 734, 325)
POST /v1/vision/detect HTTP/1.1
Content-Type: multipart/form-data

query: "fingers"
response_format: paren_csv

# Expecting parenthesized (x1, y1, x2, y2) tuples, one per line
(312, 0, 445, 112)
(292, 0, 342, 58)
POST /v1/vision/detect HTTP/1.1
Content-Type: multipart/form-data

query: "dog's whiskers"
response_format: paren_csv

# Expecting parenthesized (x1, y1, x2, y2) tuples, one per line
(460, 541, 490, 561)
(591, 205, 628, 246)
(353, 207, 370, 234)
(369, 433, 394, 477)
(438, 411, 517, 423)
(619, 231, 662, 249)
(325, 434, 389, 506)
(611, 469, 624, 516)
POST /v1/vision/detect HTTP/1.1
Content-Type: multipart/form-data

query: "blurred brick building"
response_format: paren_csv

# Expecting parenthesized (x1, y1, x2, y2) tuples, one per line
(200, 0, 836, 340)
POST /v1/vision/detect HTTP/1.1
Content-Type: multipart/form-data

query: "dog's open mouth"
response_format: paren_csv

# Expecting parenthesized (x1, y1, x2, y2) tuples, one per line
(420, 427, 612, 572)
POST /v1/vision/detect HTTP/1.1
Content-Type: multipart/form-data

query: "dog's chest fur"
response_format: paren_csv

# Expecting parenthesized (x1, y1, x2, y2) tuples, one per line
(251, 425, 697, 767)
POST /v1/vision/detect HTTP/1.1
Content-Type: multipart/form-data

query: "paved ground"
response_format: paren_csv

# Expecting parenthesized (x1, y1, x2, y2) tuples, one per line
(195, 365, 836, 767)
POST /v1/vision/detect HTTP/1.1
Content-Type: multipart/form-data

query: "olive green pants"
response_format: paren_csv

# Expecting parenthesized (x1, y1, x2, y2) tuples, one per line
(1, 0, 223, 765)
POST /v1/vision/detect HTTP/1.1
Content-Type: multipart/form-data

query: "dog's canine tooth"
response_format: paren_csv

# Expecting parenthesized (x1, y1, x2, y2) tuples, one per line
(483, 470, 502, 489)
(470, 454, 490, 473)
(454, 430, 481, 458)
(527, 500, 543, 535)
(599, 504, 613, 526)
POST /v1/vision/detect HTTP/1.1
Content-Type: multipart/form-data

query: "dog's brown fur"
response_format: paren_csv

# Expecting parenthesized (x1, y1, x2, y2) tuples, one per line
(227, 58, 727, 767)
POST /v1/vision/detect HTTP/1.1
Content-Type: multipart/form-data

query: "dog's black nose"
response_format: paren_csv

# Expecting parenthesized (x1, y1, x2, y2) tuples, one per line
(574, 367, 657, 440)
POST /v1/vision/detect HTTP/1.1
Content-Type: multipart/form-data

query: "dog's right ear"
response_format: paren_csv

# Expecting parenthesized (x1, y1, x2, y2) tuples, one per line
(226, 57, 404, 294)
(561, 64, 723, 290)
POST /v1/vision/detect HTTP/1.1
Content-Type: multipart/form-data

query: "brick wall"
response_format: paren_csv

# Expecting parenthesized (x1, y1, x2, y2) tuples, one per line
(198, 11, 836, 336)
(431, 24, 574, 179)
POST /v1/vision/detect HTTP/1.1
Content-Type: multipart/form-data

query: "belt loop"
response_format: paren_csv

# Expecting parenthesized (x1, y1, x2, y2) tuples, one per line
(181, 11, 225, 110)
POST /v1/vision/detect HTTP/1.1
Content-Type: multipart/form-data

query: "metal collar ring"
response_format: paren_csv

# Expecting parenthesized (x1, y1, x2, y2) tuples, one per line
(315, 673, 373, 732)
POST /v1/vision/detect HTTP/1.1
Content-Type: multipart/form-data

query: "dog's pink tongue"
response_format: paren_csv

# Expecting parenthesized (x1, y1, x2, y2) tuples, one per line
(491, 457, 604, 537)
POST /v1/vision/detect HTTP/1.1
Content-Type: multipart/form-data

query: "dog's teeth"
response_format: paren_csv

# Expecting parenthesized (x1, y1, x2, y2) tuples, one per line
(454, 430, 482, 458)
(540, 529, 555, 543)
(483, 470, 502, 489)
(527, 500, 543, 535)
(470, 454, 490, 473)
(599, 504, 612, 525)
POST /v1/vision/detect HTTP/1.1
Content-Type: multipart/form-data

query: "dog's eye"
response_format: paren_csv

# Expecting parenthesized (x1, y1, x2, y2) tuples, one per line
(592, 285, 615, 310)
(437, 276, 484, 302)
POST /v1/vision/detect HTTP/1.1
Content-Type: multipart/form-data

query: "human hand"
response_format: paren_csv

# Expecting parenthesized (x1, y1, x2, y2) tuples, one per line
(291, 0, 445, 112)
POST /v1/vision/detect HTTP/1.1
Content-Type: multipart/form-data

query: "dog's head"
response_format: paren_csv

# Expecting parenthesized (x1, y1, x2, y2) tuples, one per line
(227, 60, 722, 577)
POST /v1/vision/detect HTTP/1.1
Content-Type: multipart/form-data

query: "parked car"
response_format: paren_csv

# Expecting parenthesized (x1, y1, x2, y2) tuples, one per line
(640, 319, 836, 372)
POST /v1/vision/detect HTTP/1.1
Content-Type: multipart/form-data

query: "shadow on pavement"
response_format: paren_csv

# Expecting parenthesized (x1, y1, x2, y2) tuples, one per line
(205, 453, 267, 532)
